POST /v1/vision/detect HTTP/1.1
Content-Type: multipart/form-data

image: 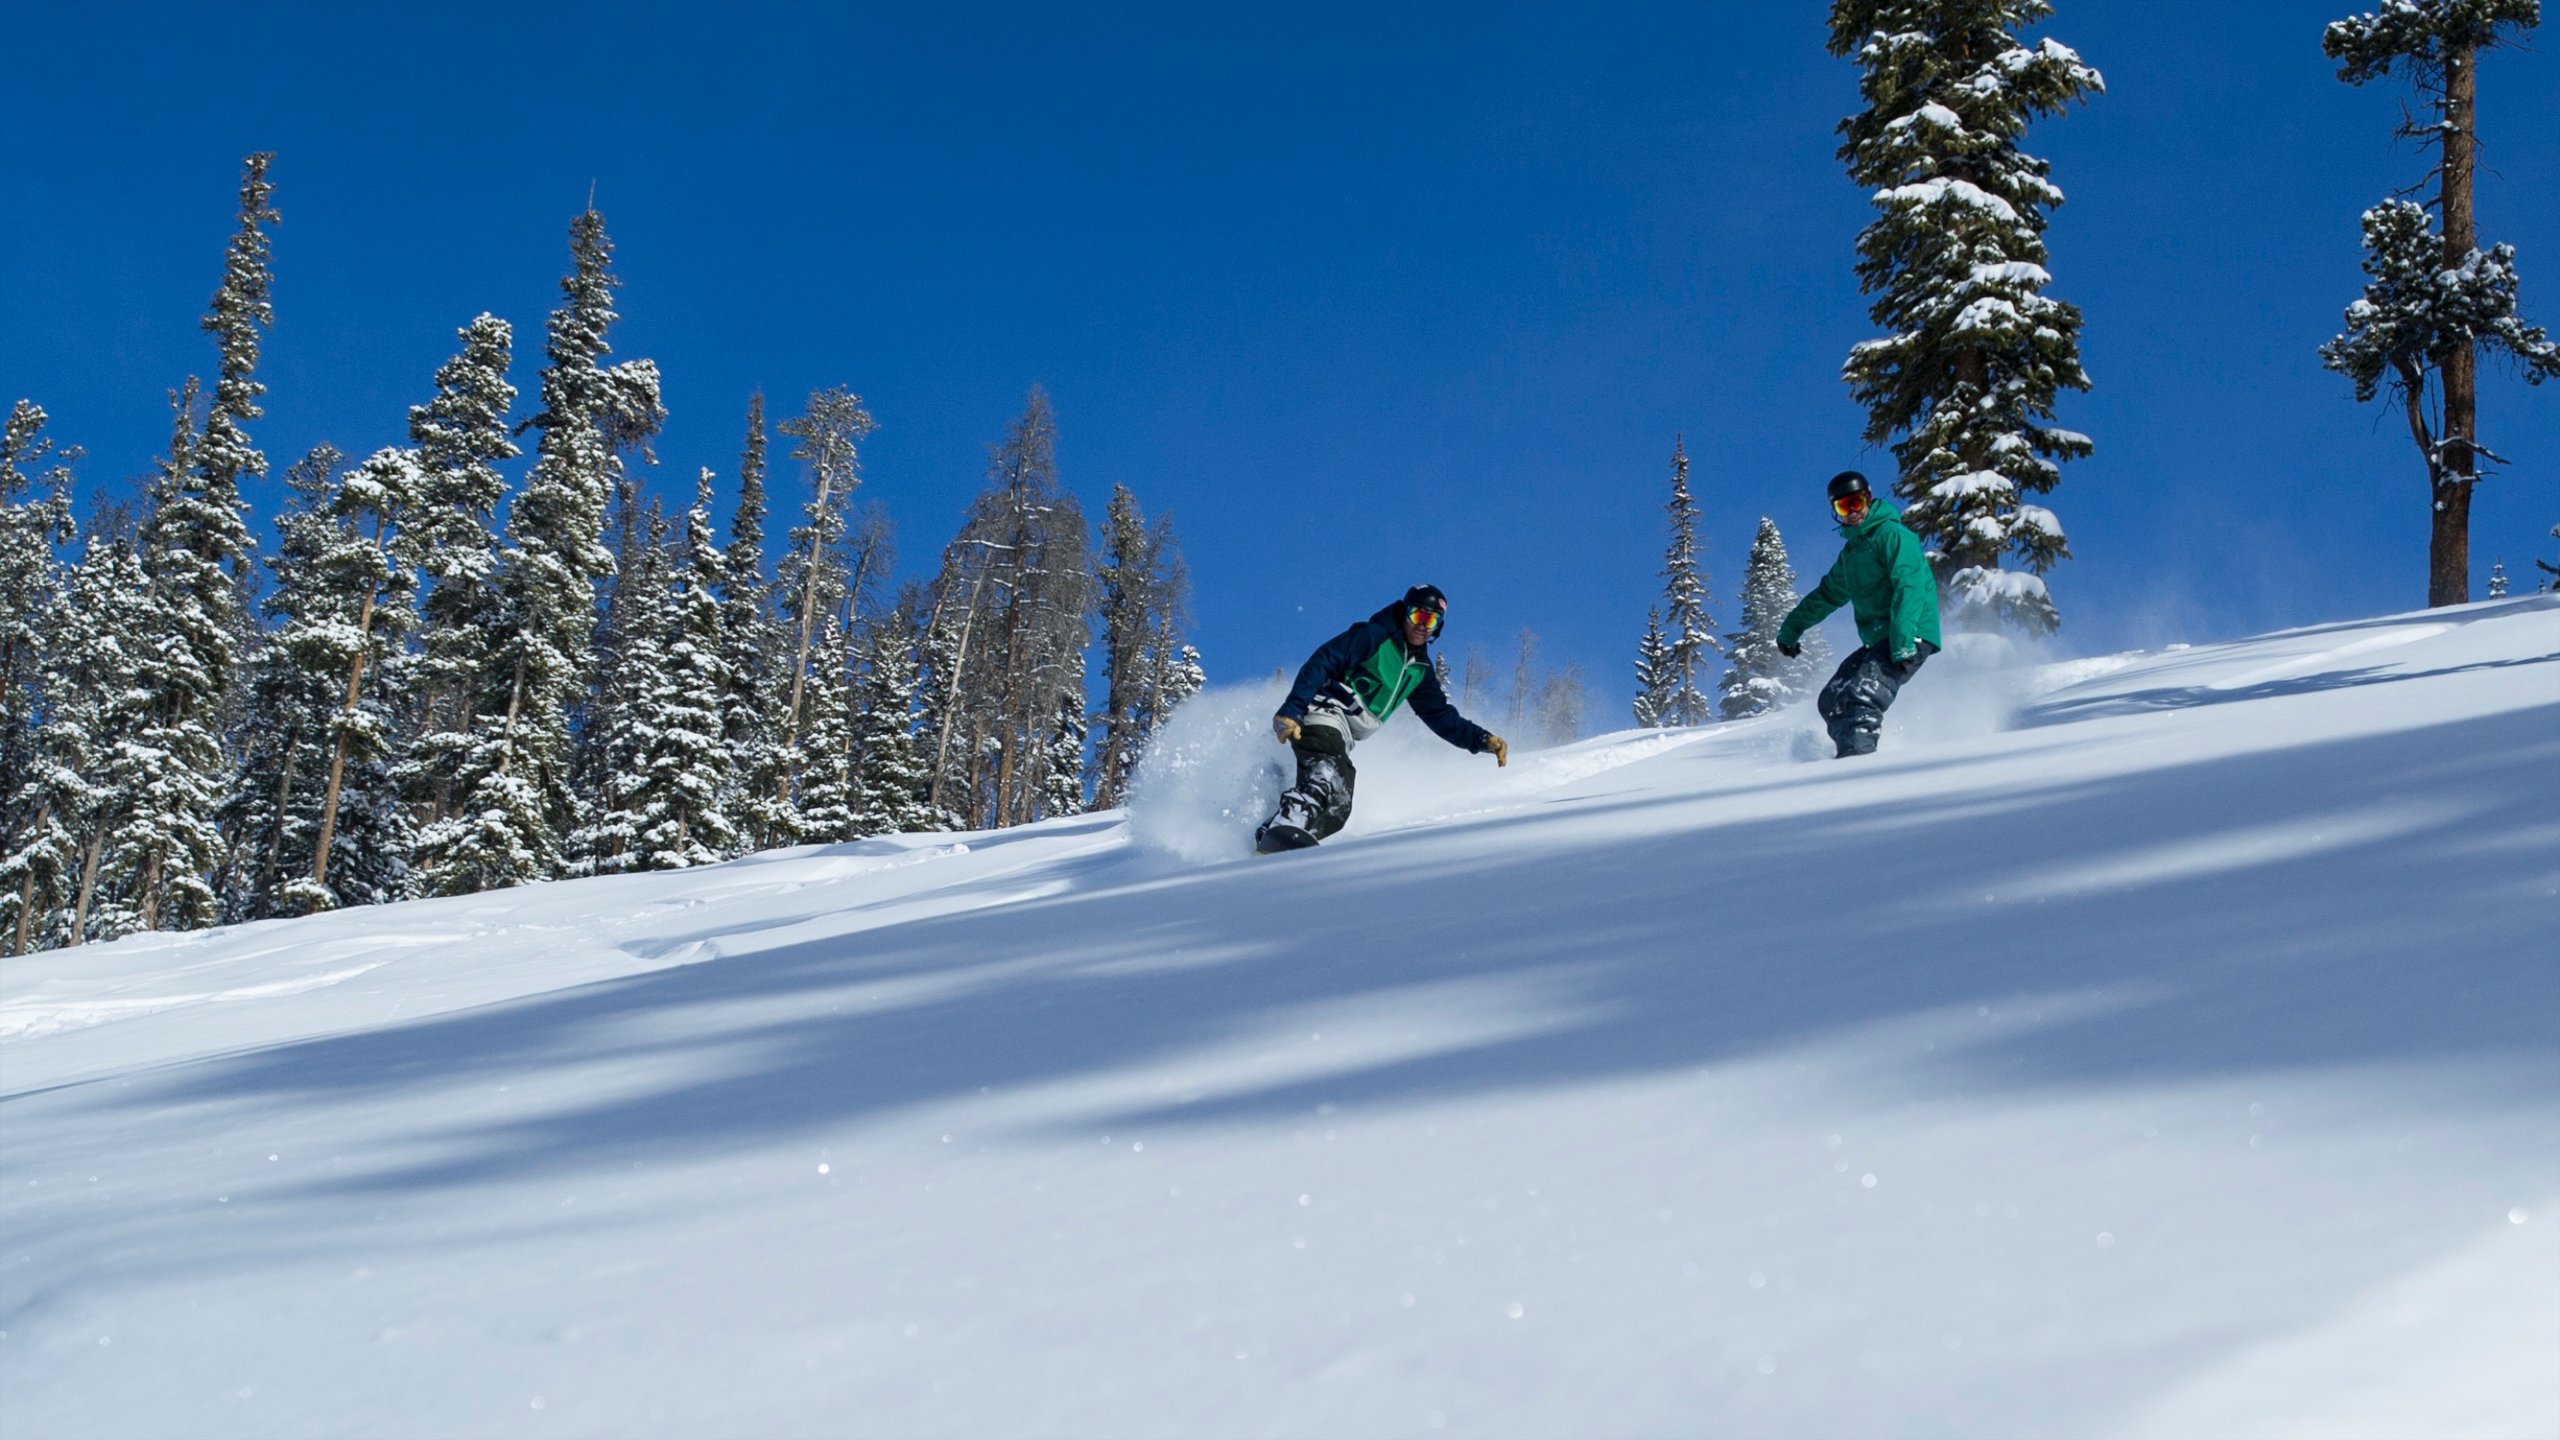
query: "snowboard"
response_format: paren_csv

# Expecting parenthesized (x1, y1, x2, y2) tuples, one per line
(1254, 821, 1320, 855)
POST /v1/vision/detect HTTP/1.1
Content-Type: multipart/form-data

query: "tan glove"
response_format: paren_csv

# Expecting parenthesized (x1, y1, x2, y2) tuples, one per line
(1485, 733, 1509, 767)
(1273, 714, 1301, 745)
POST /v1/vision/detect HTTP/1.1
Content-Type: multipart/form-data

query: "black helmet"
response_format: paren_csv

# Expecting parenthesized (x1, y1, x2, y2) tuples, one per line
(1826, 470, 1871, 502)
(1403, 584, 1448, 617)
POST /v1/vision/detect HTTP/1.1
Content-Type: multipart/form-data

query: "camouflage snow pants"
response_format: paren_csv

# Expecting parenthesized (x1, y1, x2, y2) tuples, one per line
(1267, 725, 1357, 841)
(1817, 641, 1935, 757)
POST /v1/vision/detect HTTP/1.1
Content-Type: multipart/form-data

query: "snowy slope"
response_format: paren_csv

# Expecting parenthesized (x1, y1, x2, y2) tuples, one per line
(5, 598, 2555, 1440)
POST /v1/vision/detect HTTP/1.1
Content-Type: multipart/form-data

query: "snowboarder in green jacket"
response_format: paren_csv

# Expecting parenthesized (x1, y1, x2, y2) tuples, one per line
(1776, 471, 1943, 758)
(1258, 585, 1509, 853)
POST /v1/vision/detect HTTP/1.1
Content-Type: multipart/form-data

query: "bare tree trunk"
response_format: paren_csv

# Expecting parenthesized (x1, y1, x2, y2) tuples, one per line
(2432, 43, 2479, 608)
(928, 564, 991, 817)
(495, 650, 529, 777)
(311, 581, 381, 897)
(66, 827, 104, 948)
(10, 802, 44, 956)
(255, 717, 300, 908)
(140, 850, 162, 932)
(776, 474, 839, 809)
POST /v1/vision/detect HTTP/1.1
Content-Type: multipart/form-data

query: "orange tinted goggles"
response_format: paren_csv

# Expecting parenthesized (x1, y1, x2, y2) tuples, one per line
(1405, 605, 1444, 635)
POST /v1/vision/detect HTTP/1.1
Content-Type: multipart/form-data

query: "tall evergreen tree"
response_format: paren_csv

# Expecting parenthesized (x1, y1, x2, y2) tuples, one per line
(1656, 438, 1717, 726)
(792, 613, 863, 844)
(851, 616, 938, 837)
(1828, 2, 2101, 633)
(773, 386, 877, 836)
(927, 389, 1092, 829)
(720, 395, 792, 852)
(1092, 482, 1193, 809)
(117, 377, 236, 934)
(629, 472, 740, 868)
(219, 444, 348, 919)
(567, 505, 673, 876)
(2319, 1, 2554, 605)
(0, 405, 78, 953)
(1631, 608, 1674, 728)
(117, 155, 281, 930)
(299, 447, 420, 911)
(1719, 517, 1829, 720)
(1039, 653, 1089, 820)
(2, 539, 151, 950)
(400, 316, 519, 825)
(413, 207, 657, 895)
(0, 403, 77, 854)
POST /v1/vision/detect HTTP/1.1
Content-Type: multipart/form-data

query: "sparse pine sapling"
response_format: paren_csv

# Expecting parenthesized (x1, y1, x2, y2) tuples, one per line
(2318, 0, 2553, 605)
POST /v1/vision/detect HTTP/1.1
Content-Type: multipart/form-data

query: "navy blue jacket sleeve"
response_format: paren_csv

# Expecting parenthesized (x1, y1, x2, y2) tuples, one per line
(1278, 621, 1382, 721)
(1407, 658, 1491, 752)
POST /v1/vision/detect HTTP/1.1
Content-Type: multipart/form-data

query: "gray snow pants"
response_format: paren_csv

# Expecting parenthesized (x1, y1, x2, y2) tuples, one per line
(1817, 642, 1934, 757)
(1268, 725, 1357, 841)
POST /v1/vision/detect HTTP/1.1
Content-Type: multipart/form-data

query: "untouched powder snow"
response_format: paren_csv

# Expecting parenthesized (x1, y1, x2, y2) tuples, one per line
(4, 598, 2556, 1439)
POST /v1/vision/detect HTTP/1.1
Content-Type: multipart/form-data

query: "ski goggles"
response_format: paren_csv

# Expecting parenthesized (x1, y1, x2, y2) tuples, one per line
(1831, 492, 1873, 522)
(1404, 604, 1445, 636)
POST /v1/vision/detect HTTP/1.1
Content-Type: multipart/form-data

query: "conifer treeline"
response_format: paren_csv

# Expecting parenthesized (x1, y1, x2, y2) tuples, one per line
(0, 158, 1203, 954)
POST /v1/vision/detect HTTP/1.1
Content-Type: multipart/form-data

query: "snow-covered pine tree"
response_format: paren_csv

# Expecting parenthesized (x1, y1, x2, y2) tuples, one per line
(106, 378, 233, 935)
(2, 538, 153, 950)
(295, 446, 420, 912)
(0, 404, 79, 954)
(1038, 652, 1089, 820)
(219, 444, 347, 919)
(117, 156, 282, 931)
(851, 609, 938, 836)
(772, 386, 876, 836)
(1719, 517, 1830, 720)
(1147, 639, 1204, 724)
(0, 403, 77, 855)
(719, 396, 790, 852)
(413, 207, 657, 896)
(927, 389, 1093, 830)
(399, 316, 518, 825)
(567, 505, 673, 877)
(1828, 2, 2102, 634)
(1630, 608, 1673, 727)
(575, 471, 651, 808)
(792, 613, 863, 843)
(2486, 560, 2510, 596)
(2319, 0, 2553, 605)
(2540, 524, 2560, 590)
(626, 471, 740, 869)
(1656, 439, 1717, 725)
(1093, 483, 1193, 808)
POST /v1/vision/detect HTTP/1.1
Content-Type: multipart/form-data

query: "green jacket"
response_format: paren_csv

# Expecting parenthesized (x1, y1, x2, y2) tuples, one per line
(1776, 499, 1943, 660)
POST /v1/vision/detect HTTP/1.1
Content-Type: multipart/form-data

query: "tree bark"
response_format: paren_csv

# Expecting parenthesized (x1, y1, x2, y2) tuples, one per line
(2431, 43, 2479, 607)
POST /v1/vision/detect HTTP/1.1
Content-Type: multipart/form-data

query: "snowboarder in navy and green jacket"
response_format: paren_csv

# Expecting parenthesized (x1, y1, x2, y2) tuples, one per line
(1776, 471, 1943, 758)
(1258, 585, 1508, 852)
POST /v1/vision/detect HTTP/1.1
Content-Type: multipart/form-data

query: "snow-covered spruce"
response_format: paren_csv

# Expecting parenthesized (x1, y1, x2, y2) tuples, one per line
(412, 207, 659, 897)
(397, 316, 518, 833)
(719, 395, 794, 854)
(1829, 2, 2101, 634)
(0, 403, 77, 906)
(1719, 517, 1827, 720)
(1653, 437, 1717, 726)
(221, 444, 419, 919)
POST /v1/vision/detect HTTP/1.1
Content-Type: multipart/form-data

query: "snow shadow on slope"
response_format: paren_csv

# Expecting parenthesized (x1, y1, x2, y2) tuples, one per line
(75, 689, 2557, 1205)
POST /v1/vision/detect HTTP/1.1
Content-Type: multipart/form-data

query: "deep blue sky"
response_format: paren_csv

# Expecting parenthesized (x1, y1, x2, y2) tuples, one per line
(6, 2, 2556, 712)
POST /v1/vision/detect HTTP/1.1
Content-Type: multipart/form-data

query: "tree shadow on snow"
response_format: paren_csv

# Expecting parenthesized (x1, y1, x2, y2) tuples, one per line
(51, 692, 2553, 1204)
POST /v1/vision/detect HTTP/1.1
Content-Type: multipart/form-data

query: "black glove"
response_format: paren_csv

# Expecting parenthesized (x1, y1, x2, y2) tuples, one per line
(1777, 638, 1800, 659)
